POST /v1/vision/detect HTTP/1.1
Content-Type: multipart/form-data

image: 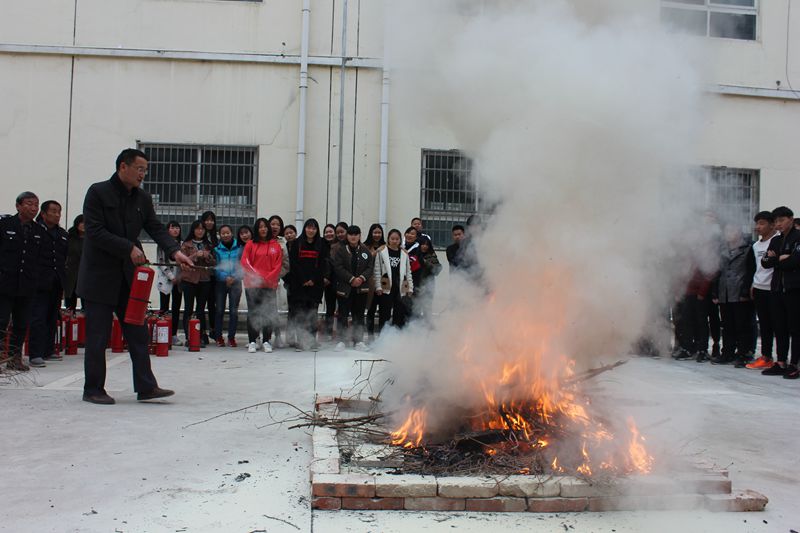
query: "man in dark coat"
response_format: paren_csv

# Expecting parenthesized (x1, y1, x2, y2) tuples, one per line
(28, 200, 69, 367)
(78, 149, 193, 404)
(331, 225, 374, 351)
(0, 191, 43, 372)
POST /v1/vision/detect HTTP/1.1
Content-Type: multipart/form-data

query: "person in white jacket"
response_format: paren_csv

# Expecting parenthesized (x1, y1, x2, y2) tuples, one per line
(374, 229, 414, 331)
(156, 221, 182, 345)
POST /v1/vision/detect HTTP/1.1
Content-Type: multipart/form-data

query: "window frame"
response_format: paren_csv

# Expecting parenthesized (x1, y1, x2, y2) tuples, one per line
(701, 165, 761, 236)
(661, 0, 759, 41)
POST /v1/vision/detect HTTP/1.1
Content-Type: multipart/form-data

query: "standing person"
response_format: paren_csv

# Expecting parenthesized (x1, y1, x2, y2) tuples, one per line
(213, 225, 243, 347)
(237, 225, 253, 246)
(672, 268, 713, 361)
(404, 227, 423, 316)
(363, 224, 386, 340)
(0, 192, 42, 372)
(710, 224, 754, 365)
(322, 223, 339, 339)
(179, 220, 216, 348)
(201, 211, 218, 346)
(284, 225, 297, 244)
(29, 200, 68, 367)
(374, 229, 413, 331)
(416, 236, 442, 322)
(332, 226, 374, 351)
(288, 219, 328, 351)
(78, 149, 193, 404)
(761, 206, 800, 379)
(156, 221, 182, 345)
(745, 211, 779, 369)
(268, 215, 288, 347)
(283, 224, 299, 347)
(445, 224, 466, 273)
(410, 217, 433, 247)
(64, 214, 84, 312)
(241, 218, 289, 353)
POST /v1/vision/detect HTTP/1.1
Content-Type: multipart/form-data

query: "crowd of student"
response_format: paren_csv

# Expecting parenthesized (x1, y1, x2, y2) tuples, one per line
(670, 207, 800, 380)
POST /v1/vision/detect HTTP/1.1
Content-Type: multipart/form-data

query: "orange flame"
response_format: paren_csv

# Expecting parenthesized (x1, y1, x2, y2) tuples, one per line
(390, 408, 426, 449)
(627, 417, 654, 474)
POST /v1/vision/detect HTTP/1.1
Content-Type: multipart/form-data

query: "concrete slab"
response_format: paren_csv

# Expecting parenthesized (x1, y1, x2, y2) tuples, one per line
(1, 347, 798, 532)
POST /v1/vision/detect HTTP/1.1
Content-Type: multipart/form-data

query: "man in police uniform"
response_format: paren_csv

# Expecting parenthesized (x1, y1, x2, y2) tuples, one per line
(78, 149, 193, 404)
(0, 192, 43, 372)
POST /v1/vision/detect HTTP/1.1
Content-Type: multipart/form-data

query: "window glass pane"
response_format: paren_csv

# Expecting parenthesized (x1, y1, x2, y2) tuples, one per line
(709, 12, 756, 39)
(710, 0, 755, 7)
(668, 0, 706, 4)
(661, 7, 707, 36)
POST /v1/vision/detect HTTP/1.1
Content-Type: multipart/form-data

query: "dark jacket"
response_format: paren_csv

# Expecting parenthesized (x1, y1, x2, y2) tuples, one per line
(0, 215, 43, 297)
(36, 221, 68, 291)
(77, 174, 180, 305)
(712, 241, 752, 303)
(332, 242, 374, 297)
(64, 228, 83, 298)
(288, 237, 329, 304)
(762, 226, 800, 291)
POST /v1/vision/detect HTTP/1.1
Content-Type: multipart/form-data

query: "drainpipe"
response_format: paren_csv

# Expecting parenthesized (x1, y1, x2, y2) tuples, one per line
(336, 0, 348, 222)
(378, 67, 390, 230)
(295, 0, 311, 229)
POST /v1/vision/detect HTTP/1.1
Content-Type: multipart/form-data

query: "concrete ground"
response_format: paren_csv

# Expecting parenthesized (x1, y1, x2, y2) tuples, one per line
(1, 342, 798, 533)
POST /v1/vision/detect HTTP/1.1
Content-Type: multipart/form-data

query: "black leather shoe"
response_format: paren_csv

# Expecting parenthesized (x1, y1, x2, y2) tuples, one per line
(83, 393, 116, 405)
(137, 387, 175, 401)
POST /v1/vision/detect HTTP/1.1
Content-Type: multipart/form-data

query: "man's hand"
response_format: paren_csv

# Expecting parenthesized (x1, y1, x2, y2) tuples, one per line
(131, 246, 147, 266)
(712, 298, 719, 305)
(226, 276, 235, 287)
(779, 254, 790, 261)
(351, 277, 363, 288)
(323, 278, 330, 287)
(303, 280, 314, 287)
(375, 289, 383, 296)
(767, 250, 777, 257)
(173, 250, 194, 269)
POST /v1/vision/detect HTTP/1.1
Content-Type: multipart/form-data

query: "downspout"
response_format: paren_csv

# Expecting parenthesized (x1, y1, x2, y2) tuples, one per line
(295, 0, 311, 229)
(335, 0, 348, 222)
(378, 67, 390, 229)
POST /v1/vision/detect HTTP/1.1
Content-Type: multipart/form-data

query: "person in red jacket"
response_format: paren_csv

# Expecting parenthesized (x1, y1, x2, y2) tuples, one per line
(241, 218, 289, 353)
(673, 267, 715, 362)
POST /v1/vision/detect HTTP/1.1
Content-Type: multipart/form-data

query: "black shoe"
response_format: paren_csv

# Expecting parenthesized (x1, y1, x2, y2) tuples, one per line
(710, 355, 733, 365)
(695, 351, 709, 363)
(672, 349, 692, 360)
(761, 363, 787, 376)
(734, 357, 753, 368)
(137, 387, 175, 401)
(83, 393, 116, 405)
(782, 365, 799, 379)
(711, 344, 721, 358)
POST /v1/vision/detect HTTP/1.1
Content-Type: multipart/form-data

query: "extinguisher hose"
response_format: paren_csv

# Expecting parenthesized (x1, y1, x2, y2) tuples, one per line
(148, 262, 215, 271)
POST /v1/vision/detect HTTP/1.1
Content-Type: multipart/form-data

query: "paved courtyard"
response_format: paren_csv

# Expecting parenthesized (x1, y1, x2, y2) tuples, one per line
(1, 342, 798, 533)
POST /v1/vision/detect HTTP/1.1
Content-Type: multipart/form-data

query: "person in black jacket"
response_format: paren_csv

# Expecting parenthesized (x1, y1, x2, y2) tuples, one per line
(288, 219, 328, 351)
(28, 200, 68, 367)
(64, 214, 84, 311)
(0, 191, 43, 372)
(332, 225, 374, 351)
(760, 206, 800, 379)
(77, 149, 193, 404)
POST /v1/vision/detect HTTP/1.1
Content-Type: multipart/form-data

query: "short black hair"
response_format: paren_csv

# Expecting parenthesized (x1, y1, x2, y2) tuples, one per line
(404, 226, 417, 235)
(116, 148, 148, 171)
(40, 200, 62, 214)
(411, 217, 422, 224)
(346, 225, 361, 236)
(15, 191, 38, 205)
(452, 224, 465, 233)
(754, 211, 775, 223)
(772, 206, 794, 219)
(284, 224, 297, 234)
(336, 221, 349, 232)
(167, 220, 182, 241)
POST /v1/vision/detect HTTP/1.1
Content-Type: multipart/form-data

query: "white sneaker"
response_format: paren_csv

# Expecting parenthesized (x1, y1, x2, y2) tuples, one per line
(263, 341, 273, 353)
(247, 342, 257, 353)
(355, 341, 370, 352)
(334, 341, 346, 352)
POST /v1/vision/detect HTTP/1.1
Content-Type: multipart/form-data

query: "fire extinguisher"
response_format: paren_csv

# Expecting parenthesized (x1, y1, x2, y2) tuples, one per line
(76, 313, 86, 347)
(166, 315, 173, 351)
(54, 314, 62, 356)
(66, 316, 79, 355)
(111, 317, 124, 353)
(155, 317, 170, 357)
(187, 316, 201, 352)
(147, 314, 158, 355)
(124, 265, 156, 326)
(62, 313, 70, 352)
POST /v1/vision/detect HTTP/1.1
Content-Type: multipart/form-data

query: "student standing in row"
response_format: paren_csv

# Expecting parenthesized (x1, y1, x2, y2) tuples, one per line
(201, 211, 218, 346)
(64, 214, 84, 312)
(332, 226, 373, 351)
(213, 225, 243, 347)
(288, 218, 328, 351)
(363, 224, 386, 339)
(322, 224, 339, 339)
(746, 211, 779, 369)
(269, 215, 288, 347)
(156, 221, 182, 345)
(374, 229, 413, 331)
(180, 221, 216, 347)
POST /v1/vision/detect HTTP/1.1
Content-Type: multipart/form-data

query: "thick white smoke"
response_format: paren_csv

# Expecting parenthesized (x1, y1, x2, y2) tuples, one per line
(378, 0, 710, 432)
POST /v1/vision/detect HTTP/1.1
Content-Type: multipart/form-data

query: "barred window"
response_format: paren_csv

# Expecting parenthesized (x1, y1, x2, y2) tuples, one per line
(703, 166, 760, 234)
(420, 149, 484, 248)
(661, 0, 757, 41)
(138, 143, 258, 239)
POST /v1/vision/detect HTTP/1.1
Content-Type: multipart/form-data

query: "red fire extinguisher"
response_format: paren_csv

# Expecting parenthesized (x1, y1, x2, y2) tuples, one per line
(65, 316, 79, 355)
(166, 315, 173, 351)
(54, 314, 62, 356)
(124, 265, 156, 326)
(155, 317, 170, 357)
(147, 314, 158, 355)
(187, 316, 201, 352)
(111, 317, 124, 353)
(76, 313, 86, 347)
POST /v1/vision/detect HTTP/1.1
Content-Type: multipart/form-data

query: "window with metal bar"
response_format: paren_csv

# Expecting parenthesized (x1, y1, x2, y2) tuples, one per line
(661, 0, 757, 40)
(702, 166, 760, 234)
(137, 143, 258, 240)
(419, 149, 485, 248)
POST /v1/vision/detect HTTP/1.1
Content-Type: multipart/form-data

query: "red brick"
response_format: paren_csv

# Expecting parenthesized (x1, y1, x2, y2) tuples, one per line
(311, 497, 341, 510)
(404, 497, 466, 511)
(527, 497, 588, 513)
(465, 497, 527, 512)
(341, 497, 404, 510)
(312, 473, 375, 497)
(704, 490, 768, 512)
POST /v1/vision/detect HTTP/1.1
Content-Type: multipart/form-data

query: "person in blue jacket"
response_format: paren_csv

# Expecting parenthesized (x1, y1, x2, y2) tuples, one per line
(213, 224, 244, 347)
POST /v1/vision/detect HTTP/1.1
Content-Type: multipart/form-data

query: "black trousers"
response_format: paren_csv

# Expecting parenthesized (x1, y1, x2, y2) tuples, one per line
(324, 284, 338, 335)
(206, 277, 217, 338)
(337, 292, 367, 345)
(708, 302, 720, 346)
(181, 281, 210, 338)
(296, 299, 320, 338)
(674, 295, 709, 354)
(29, 287, 61, 359)
(158, 284, 182, 336)
(753, 288, 774, 357)
(719, 301, 754, 357)
(83, 289, 159, 396)
(366, 292, 383, 335)
(378, 288, 407, 331)
(772, 289, 800, 366)
(0, 294, 33, 358)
